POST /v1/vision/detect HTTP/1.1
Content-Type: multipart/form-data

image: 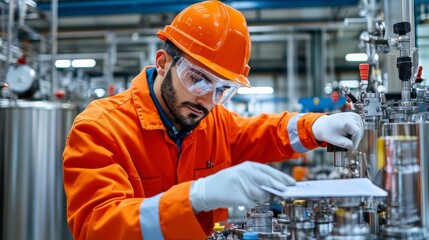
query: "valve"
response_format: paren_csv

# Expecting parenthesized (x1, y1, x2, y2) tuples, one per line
(416, 66, 423, 84)
(359, 63, 369, 93)
(397, 56, 412, 81)
(393, 22, 411, 36)
(359, 63, 369, 81)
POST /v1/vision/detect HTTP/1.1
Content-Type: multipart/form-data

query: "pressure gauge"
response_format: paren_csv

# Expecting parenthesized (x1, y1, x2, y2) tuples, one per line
(5, 63, 37, 97)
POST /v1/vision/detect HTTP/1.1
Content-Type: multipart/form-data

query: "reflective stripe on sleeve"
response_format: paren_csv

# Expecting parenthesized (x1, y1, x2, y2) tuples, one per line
(139, 193, 164, 240)
(287, 114, 309, 153)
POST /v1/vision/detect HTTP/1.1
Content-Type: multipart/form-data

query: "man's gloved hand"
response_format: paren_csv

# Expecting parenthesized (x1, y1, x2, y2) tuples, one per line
(189, 161, 295, 213)
(312, 112, 364, 150)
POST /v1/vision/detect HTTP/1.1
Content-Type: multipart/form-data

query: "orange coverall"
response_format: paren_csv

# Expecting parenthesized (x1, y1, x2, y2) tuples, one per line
(63, 67, 325, 239)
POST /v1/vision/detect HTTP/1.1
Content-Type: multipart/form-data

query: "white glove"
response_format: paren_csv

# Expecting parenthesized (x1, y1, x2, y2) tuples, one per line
(312, 112, 364, 150)
(189, 161, 296, 213)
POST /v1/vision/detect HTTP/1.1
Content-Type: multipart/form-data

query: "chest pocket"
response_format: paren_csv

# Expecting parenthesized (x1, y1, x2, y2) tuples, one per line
(194, 160, 230, 179)
(139, 177, 163, 198)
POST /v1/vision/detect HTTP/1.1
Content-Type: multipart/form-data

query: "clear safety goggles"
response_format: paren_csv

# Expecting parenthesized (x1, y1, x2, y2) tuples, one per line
(175, 57, 240, 105)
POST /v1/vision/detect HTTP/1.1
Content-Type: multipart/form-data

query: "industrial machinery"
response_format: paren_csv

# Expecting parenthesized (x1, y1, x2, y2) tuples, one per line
(0, 1, 76, 239)
(216, 120, 428, 240)
(217, 0, 429, 239)
(0, 99, 75, 240)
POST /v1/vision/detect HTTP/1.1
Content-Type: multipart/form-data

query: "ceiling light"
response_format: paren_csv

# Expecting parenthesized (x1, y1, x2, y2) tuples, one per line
(345, 53, 368, 62)
(55, 60, 71, 68)
(71, 59, 96, 68)
(237, 86, 274, 95)
(339, 80, 360, 88)
(94, 88, 106, 98)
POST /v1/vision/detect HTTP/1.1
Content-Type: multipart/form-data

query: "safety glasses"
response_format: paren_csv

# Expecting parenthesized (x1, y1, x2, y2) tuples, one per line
(175, 57, 240, 105)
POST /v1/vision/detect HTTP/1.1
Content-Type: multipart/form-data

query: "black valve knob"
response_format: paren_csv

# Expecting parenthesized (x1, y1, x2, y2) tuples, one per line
(397, 56, 412, 81)
(393, 22, 411, 36)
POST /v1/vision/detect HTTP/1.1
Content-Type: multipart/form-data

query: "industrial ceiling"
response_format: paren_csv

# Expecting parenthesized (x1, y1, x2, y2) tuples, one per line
(4, 0, 428, 95)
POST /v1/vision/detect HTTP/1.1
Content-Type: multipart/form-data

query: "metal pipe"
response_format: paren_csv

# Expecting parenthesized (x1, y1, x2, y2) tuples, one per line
(148, 41, 157, 66)
(7, 0, 15, 66)
(1, 2, 5, 39)
(226, 33, 310, 43)
(321, 29, 328, 96)
(305, 38, 312, 97)
(51, 0, 58, 99)
(367, 0, 376, 33)
(402, 0, 415, 50)
(52, 23, 362, 40)
(327, 34, 335, 83)
(0, 3, 6, 79)
(401, 80, 411, 103)
(287, 34, 296, 110)
(401, 0, 421, 81)
(105, 32, 116, 87)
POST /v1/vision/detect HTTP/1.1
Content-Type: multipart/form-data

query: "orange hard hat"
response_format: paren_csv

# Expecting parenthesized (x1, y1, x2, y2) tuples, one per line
(157, 0, 251, 87)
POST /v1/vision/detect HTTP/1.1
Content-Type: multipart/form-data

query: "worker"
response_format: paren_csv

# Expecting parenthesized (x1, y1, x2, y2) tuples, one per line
(62, 1, 364, 239)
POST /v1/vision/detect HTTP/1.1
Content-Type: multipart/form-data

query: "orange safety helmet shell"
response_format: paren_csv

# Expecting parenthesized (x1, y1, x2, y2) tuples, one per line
(157, 0, 251, 87)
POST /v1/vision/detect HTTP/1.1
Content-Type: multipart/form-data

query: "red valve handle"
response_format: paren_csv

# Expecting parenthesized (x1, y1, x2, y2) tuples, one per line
(359, 63, 369, 81)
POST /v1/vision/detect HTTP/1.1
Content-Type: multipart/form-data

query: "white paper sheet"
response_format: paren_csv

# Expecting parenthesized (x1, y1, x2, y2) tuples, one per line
(261, 178, 387, 198)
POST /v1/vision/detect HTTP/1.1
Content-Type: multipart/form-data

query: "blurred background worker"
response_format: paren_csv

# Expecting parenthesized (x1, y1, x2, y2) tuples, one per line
(62, 1, 363, 239)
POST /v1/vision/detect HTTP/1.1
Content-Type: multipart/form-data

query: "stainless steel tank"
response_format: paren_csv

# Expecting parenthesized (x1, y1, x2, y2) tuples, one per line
(0, 100, 76, 240)
(379, 121, 429, 239)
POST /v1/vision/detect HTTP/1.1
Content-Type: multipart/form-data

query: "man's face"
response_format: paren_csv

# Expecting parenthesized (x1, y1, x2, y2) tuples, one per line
(160, 63, 213, 130)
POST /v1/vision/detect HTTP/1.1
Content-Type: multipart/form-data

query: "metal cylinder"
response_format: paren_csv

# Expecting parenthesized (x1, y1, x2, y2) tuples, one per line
(401, 0, 415, 51)
(287, 201, 315, 240)
(328, 198, 370, 239)
(379, 122, 426, 239)
(333, 152, 349, 168)
(0, 100, 76, 240)
(246, 205, 273, 233)
(381, 123, 420, 226)
(364, 197, 380, 236)
(314, 199, 333, 238)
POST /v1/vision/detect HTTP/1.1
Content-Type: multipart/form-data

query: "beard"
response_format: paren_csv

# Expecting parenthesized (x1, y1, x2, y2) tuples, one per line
(160, 66, 209, 131)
